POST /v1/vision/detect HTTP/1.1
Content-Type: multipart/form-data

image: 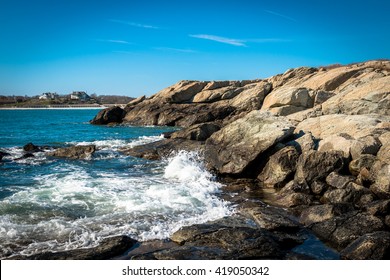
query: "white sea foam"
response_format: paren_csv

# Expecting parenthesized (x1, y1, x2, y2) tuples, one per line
(0, 150, 232, 257)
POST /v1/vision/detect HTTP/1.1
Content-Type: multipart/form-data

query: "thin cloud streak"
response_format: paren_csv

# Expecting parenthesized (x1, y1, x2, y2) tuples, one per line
(189, 34, 246, 46)
(264, 10, 297, 22)
(110, 19, 159, 29)
(97, 39, 133, 45)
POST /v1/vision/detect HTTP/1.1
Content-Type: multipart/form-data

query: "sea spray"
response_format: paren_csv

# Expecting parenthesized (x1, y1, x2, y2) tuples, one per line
(0, 148, 232, 258)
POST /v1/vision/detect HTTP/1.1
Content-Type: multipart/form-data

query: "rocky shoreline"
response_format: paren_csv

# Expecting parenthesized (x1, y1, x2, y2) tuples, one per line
(5, 60, 389, 259)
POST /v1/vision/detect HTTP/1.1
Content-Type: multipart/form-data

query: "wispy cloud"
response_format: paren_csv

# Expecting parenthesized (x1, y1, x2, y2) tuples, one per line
(97, 39, 133, 45)
(264, 10, 297, 22)
(110, 19, 159, 29)
(189, 34, 246, 46)
(154, 47, 197, 53)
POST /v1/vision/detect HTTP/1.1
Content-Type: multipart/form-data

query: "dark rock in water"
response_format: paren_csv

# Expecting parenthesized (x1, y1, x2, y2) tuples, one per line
(14, 153, 35, 160)
(167, 216, 302, 260)
(341, 231, 390, 260)
(23, 142, 42, 152)
(9, 235, 136, 260)
(48, 145, 96, 159)
(294, 150, 345, 185)
(258, 146, 299, 188)
(128, 215, 307, 260)
(310, 212, 384, 250)
(205, 111, 295, 176)
(122, 139, 204, 160)
(90, 106, 125, 125)
(171, 122, 221, 141)
(0, 151, 10, 161)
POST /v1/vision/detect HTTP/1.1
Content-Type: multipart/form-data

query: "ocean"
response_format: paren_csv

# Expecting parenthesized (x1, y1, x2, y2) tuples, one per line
(0, 109, 232, 258)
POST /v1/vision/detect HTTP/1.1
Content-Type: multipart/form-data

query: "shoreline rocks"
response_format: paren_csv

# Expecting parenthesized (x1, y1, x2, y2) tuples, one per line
(30, 59, 389, 260)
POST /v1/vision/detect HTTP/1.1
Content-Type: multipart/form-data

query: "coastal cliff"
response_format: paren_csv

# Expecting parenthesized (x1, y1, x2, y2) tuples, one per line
(88, 60, 389, 259)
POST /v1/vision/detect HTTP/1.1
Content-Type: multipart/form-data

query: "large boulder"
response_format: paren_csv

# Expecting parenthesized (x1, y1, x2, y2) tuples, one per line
(321, 74, 390, 116)
(258, 146, 299, 188)
(170, 123, 220, 141)
(295, 114, 390, 140)
(261, 87, 314, 116)
(205, 111, 295, 175)
(90, 106, 125, 125)
(152, 80, 207, 103)
(310, 212, 384, 249)
(341, 231, 390, 260)
(48, 145, 96, 159)
(294, 150, 344, 185)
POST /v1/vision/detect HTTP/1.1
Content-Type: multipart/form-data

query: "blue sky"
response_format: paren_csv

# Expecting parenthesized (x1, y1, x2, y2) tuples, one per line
(0, 0, 389, 97)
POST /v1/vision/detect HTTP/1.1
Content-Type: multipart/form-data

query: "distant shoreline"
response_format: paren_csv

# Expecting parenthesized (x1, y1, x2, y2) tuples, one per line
(0, 104, 126, 110)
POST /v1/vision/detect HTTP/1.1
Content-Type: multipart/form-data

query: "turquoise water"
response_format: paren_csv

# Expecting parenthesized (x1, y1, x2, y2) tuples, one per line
(0, 109, 231, 258)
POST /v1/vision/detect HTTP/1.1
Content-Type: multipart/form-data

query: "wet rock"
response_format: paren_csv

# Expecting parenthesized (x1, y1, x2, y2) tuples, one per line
(167, 216, 303, 259)
(11, 236, 136, 260)
(258, 146, 299, 188)
(205, 111, 295, 175)
(170, 123, 220, 141)
(310, 212, 384, 249)
(279, 180, 311, 195)
(14, 153, 35, 160)
(123, 139, 204, 160)
(90, 106, 125, 125)
(341, 231, 390, 260)
(23, 142, 42, 152)
(0, 151, 10, 161)
(242, 206, 300, 231)
(300, 204, 354, 226)
(294, 150, 344, 186)
(48, 145, 96, 159)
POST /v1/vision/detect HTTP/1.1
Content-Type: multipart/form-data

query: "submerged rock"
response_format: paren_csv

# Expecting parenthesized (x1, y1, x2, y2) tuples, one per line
(23, 142, 42, 153)
(48, 145, 96, 159)
(9, 236, 136, 260)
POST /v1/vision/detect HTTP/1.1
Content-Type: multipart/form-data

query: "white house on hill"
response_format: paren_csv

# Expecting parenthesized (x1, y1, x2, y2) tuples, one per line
(39, 92, 59, 100)
(70, 91, 90, 101)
